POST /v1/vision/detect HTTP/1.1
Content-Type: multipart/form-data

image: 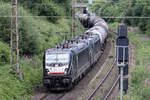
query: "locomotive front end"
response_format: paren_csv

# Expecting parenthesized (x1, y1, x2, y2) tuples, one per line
(43, 50, 72, 90)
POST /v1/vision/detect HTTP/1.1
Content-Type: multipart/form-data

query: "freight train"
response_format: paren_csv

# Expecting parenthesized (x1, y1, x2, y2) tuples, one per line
(42, 9, 108, 90)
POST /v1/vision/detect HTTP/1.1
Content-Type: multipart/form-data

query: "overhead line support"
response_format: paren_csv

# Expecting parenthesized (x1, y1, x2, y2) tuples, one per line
(10, 0, 23, 80)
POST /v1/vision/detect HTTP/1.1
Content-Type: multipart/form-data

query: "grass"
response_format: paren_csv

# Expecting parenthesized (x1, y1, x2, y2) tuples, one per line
(124, 31, 150, 100)
(0, 55, 42, 100)
(93, 66, 118, 100)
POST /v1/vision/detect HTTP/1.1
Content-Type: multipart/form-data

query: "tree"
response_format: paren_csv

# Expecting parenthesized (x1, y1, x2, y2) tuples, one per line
(38, 0, 65, 23)
(0, 3, 42, 56)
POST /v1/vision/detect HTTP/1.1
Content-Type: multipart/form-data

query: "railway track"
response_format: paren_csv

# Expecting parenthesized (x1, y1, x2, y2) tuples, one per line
(84, 29, 119, 100)
(39, 93, 49, 100)
(55, 93, 66, 100)
(108, 29, 118, 38)
(85, 59, 117, 100)
(39, 92, 66, 100)
(103, 75, 120, 100)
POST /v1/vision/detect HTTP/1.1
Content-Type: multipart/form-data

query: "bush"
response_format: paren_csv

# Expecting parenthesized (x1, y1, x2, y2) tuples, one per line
(0, 56, 42, 100)
(0, 3, 11, 43)
(92, 0, 150, 35)
(0, 3, 49, 56)
(131, 66, 147, 85)
(0, 41, 10, 65)
(126, 31, 150, 100)
(0, 2, 84, 56)
(130, 66, 150, 100)
(145, 20, 150, 36)
(17, 0, 71, 18)
(39, 0, 65, 23)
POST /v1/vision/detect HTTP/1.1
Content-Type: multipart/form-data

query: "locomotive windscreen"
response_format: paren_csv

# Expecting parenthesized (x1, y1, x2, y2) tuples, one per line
(46, 53, 69, 64)
(45, 53, 70, 75)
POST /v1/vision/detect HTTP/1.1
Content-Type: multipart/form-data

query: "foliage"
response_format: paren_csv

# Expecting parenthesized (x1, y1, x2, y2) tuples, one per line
(92, 0, 150, 36)
(2, 0, 71, 22)
(19, 0, 71, 20)
(77, 0, 88, 3)
(38, 0, 66, 23)
(0, 41, 10, 65)
(0, 3, 41, 55)
(0, 0, 85, 55)
(52, 0, 71, 16)
(108, 22, 120, 32)
(0, 56, 42, 100)
(145, 20, 150, 36)
(0, 3, 81, 56)
(0, 3, 10, 43)
(126, 31, 150, 100)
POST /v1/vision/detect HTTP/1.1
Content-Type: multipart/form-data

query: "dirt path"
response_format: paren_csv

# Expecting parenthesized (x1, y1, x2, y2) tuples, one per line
(140, 36, 150, 40)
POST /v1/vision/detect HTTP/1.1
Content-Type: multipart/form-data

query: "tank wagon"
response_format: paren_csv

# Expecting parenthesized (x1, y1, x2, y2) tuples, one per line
(43, 11, 108, 90)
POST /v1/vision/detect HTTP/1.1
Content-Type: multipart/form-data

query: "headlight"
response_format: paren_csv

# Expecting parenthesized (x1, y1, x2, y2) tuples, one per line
(64, 68, 69, 74)
(63, 78, 70, 84)
(43, 79, 50, 84)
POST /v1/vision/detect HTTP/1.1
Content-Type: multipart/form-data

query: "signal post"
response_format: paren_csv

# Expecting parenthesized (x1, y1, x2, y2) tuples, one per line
(116, 24, 129, 100)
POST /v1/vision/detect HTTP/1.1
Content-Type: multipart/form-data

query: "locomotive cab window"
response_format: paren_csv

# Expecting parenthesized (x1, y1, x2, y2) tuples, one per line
(78, 48, 89, 68)
(45, 53, 70, 67)
(94, 40, 100, 53)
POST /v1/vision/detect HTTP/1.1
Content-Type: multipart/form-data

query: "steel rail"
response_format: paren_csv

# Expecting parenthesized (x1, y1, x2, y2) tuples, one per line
(39, 93, 49, 100)
(39, 92, 66, 100)
(55, 93, 66, 100)
(86, 58, 116, 100)
(103, 75, 120, 100)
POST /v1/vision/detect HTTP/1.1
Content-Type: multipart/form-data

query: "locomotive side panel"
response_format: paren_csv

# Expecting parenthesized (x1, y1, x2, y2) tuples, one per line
(71, 52, 78, 82)
(76, 47, 90, 78)
(93, 39, 101, 63)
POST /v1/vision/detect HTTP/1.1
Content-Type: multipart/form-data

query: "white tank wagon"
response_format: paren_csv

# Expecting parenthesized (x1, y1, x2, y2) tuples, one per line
(78, 14, 89, 22)
(77, 8, 108, 40)
(78, 12, 108, 45)
(77, 11, 108, 29)
(86, 25, 107, 44)
(93, 18, 108, 30)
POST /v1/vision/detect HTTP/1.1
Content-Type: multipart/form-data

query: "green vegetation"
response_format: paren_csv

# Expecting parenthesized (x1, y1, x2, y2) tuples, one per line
(92, 0, 150, 36)
(126, 31, 150, 100)
(77, 0, 88, 3)
(0, 41, 10, 65)
(0, 1, 85, 100)
(0, 2, 84, 56)
(0, 59, 42, 100)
